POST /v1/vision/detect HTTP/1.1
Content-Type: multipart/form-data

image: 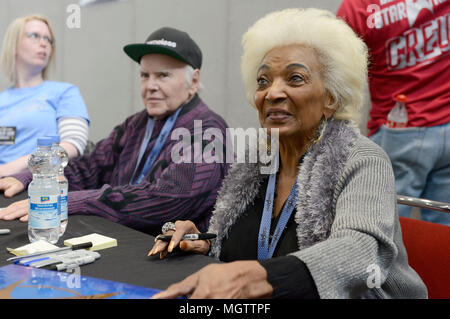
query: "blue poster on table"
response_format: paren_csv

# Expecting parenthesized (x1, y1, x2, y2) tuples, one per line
(0, 264, 161, 299)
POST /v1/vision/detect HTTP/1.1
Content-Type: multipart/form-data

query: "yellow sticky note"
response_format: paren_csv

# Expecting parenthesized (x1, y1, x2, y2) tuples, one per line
(64, 233, 117, 251)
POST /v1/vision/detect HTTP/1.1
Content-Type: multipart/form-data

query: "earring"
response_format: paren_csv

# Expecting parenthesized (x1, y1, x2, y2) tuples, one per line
(258, 131, 272, 152)
(311, 116, 327, 145)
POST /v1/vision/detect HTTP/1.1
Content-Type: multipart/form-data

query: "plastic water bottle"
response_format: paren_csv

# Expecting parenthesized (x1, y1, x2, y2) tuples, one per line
(386, 94, 408, 128)
(47, 135, 69, 236)
(28, 137, 61, 244)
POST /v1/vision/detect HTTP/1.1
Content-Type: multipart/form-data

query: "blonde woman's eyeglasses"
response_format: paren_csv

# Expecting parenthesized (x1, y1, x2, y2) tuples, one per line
(25, 32, 54, 45)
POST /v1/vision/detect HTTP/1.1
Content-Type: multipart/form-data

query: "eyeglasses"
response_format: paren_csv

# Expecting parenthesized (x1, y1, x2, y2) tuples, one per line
(25, 32, 54, 45)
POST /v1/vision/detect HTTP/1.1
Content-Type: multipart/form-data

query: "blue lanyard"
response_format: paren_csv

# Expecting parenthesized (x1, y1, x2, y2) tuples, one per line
(130, 107, 182, 185)
(257, 173, 298, 260)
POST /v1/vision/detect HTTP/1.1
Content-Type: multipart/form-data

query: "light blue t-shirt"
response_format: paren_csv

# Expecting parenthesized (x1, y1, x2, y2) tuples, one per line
(0, 81, 90, 165)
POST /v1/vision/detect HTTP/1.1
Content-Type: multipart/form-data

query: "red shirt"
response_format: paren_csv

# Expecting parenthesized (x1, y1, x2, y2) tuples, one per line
(337, 0, 450, 135)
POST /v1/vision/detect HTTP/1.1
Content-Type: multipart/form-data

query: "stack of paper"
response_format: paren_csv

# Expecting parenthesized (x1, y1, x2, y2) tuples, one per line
(7, 240, 59, 256)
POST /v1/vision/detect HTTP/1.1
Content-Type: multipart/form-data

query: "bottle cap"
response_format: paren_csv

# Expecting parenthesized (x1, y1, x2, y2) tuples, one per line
(396, 94, 407, 102)
(45, 135, 61, 143)
(36, 137, 53, 147)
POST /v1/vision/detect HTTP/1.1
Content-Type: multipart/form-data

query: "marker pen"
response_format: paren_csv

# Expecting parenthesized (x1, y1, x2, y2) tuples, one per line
(44, 252, 100, 271)
(156, 233, 217, 242)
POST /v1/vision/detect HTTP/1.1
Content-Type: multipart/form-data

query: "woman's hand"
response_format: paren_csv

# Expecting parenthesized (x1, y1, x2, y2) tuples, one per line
(151, 261, 273, 299)
(148, 220, 210, 259)
(0, 177, 25, 197)
(0, 199, 29, 222)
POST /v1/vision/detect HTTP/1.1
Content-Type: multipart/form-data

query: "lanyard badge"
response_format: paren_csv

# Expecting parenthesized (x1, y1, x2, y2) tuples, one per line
(130, 107, 183, 185)
(257, 172, 298, 260)
(0, 126, 16, 145)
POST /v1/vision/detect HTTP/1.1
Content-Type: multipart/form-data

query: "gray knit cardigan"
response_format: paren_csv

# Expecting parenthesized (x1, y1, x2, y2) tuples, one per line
(207, 119, 428, 299)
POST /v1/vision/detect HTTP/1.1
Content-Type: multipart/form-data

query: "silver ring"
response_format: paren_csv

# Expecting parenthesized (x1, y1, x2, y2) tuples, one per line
(162, 222, 176, 234)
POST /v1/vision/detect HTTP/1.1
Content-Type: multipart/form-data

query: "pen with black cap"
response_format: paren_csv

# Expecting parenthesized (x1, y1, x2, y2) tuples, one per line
(40, 251, 101, 271)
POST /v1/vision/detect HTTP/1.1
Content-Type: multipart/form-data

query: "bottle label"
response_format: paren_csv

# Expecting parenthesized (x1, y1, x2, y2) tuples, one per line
(60, 189, 68, 220)
(29, 195, 59, 229)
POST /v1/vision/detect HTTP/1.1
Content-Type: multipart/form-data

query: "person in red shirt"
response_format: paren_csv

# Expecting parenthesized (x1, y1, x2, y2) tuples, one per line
(337, 0, 450, 225)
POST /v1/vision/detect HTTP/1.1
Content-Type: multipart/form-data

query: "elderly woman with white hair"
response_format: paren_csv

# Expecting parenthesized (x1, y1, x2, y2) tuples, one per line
(148, 8, 427, 299)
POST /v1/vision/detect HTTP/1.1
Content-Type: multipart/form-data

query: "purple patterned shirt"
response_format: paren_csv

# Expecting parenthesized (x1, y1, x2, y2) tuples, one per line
(14, 95, 230, 235)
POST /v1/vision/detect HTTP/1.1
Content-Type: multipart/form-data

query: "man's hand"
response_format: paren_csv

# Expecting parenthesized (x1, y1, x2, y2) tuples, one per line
(0, 177, 25, 197)
(0, 199, 29, 222)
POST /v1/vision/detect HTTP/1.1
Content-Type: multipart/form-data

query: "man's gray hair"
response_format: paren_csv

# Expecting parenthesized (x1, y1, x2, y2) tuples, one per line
(184, 64, 204, 92)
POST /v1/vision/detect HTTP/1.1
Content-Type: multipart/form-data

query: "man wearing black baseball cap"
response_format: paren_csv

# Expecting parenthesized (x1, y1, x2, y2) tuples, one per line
(124, 27, 204, 120)
(0, 27, 230, 237)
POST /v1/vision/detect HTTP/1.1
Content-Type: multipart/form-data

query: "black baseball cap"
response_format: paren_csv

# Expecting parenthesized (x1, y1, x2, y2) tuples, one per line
(123, 27, 202, 69)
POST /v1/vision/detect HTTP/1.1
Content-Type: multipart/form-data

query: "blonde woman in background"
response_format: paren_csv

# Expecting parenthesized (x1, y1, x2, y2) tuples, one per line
(0, 15, 89, 177)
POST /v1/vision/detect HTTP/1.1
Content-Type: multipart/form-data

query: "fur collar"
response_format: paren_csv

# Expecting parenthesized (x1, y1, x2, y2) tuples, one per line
(208, 119, 359, 258)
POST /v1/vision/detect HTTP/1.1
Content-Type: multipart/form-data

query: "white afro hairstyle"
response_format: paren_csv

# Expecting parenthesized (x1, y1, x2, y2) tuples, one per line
(241, 8, 368, 125)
